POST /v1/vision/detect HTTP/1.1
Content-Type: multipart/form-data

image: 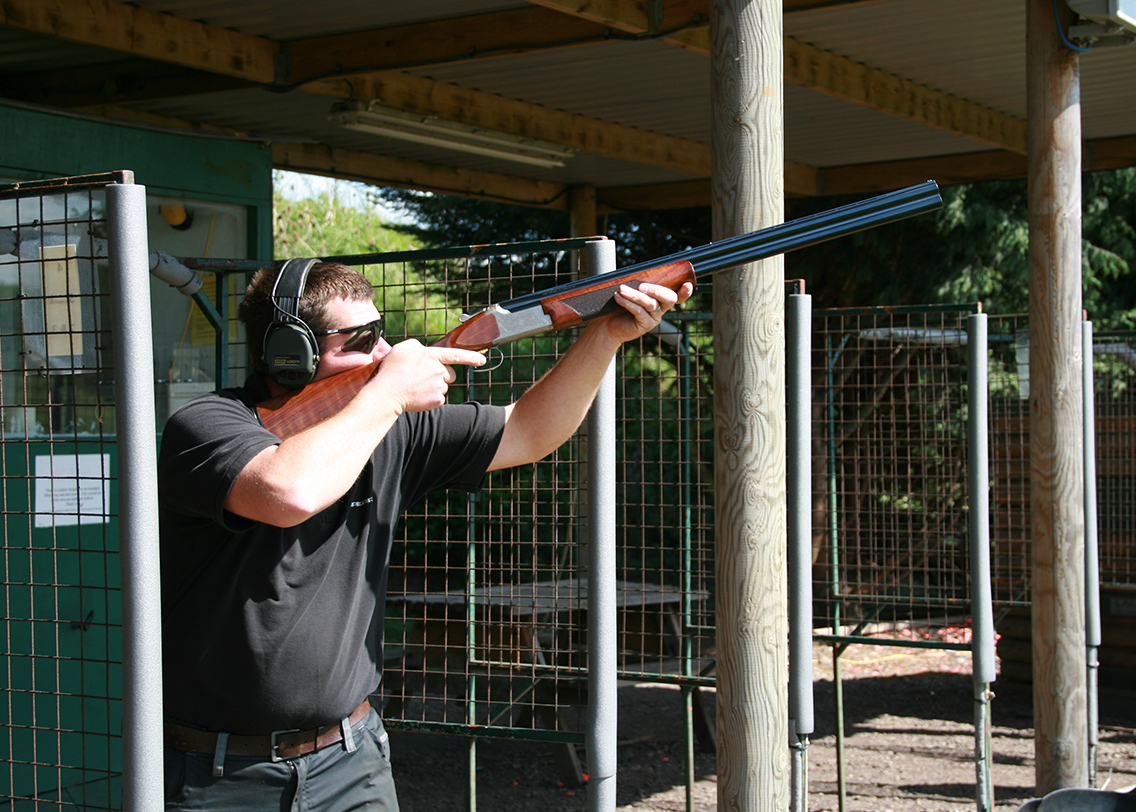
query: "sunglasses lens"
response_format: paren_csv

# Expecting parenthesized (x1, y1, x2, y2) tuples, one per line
(340, 319, 383, 353)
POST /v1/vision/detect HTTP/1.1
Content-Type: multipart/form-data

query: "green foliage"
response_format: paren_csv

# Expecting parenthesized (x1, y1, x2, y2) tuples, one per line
(273, 175, 464, 338)
(374, 187, 713, 292)
(273, 178, 419, 259)
(927, 170, 1136, 327)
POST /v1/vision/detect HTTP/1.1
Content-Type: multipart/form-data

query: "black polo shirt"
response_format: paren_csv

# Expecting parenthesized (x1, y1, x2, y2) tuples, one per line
(157, 374, 504, 734)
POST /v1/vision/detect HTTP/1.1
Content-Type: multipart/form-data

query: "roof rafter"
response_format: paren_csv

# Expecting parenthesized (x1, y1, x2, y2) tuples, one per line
(531, 0, 1028, 154)
(282, 7, 613, 86)
(0, 0, 278, 83)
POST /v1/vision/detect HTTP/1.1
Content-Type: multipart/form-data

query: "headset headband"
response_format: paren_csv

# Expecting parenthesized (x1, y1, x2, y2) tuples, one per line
(271, 257, 319, 326)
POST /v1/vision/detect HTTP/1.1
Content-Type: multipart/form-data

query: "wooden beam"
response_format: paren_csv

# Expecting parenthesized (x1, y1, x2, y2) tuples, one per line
(0, 0, 278, 83)
(1026, 0, 1087, 792)
(303, 72, 713, 177)
(785, 37, 1027, 154)
(710, 0, 789, 805)
(272, 142, 570, 210)
(283, 7, 610, 86)
(598, 179, 712, 212)
(1, 59, 255, 108)
(534, 0, 1026, 154)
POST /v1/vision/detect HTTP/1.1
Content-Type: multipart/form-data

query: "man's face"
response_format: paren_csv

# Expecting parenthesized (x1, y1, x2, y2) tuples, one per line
(312, 297, 391, 382)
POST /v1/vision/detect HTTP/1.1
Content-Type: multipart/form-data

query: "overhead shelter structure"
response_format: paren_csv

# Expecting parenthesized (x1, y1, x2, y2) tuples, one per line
(2, 0, 1136, 806)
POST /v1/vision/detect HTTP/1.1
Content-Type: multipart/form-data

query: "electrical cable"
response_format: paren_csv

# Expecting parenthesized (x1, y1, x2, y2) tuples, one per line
(1053, 0, 1092, 52)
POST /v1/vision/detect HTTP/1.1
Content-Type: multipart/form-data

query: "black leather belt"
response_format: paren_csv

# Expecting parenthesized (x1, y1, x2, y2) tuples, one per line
(164, 698, 371, 762)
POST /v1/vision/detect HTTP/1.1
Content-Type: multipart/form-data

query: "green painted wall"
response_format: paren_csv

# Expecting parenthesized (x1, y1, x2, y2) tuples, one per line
(0, 103, 273, 258)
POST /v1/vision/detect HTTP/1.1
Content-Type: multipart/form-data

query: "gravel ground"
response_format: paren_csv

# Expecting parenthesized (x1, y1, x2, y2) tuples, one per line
(386, 637, 1136, 811)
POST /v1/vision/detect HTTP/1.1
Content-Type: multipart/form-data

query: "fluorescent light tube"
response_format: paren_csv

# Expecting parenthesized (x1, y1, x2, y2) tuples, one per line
(330, 102, 575, 169)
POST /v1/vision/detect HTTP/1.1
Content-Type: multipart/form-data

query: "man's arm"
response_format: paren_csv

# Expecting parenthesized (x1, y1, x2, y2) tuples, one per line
(225, 340, 486, 527)
(489, 280, 692, 471)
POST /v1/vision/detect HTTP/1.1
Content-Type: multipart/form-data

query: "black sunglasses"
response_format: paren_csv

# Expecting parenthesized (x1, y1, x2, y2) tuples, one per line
(314, 317, 385, 354)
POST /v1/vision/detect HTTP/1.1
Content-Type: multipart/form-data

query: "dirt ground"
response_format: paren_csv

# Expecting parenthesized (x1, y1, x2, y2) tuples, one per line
(386, 637, 1136, 812)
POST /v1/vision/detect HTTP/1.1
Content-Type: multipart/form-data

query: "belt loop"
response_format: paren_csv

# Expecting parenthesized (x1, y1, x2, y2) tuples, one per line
(340, 716, 357, 753)
(212, 731, 229, 777)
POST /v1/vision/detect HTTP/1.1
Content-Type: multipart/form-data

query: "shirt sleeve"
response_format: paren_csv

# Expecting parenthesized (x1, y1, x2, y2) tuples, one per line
(398, 401, 507, 502)
(157, 390, 280, 529)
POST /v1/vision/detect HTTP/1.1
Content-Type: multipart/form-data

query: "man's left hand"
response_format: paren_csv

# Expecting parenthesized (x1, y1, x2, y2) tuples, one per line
(606, 281, 694, 344)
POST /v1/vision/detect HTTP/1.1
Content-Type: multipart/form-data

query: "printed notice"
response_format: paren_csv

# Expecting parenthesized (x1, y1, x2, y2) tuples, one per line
(34, 454, 110, 528)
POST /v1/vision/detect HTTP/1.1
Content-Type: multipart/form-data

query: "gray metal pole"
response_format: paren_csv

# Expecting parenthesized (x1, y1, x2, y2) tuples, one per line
(787, 293, 813, 812)
(586, 238, 618, 812)
(1083, 320, 1100, 785)
(107, 181, 164, 812)
(967, 312, 995, 812)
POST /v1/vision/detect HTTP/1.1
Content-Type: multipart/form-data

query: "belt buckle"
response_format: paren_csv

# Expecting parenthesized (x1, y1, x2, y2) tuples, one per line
(269, 728, 301, 762)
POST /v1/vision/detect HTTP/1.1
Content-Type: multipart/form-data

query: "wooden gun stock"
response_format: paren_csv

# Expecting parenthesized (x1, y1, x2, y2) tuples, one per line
(257, 361, 379, 439)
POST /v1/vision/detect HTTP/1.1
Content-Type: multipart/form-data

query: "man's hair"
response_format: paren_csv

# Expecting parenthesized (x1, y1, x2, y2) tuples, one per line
(239, 261, 375, 372)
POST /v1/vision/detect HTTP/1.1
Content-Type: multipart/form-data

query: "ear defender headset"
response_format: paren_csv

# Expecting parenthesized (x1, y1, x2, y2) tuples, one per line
(263, 257, 321, 390)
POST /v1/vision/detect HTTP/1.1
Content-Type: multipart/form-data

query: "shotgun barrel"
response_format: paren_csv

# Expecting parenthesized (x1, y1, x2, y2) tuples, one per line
(497, 180, 943, 313)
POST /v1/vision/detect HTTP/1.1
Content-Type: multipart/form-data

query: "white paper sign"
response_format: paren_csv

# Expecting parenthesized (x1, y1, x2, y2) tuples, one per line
(34, 454, 110, 528)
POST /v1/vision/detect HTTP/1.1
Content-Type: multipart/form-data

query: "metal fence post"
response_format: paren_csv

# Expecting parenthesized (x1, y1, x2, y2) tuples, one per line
(1083, 320, 1100, 785)
(968, 312, 995, 812)
(585, 238, 617, 812)
(107, 181, 164, 812)
(787, 292, 814, 812)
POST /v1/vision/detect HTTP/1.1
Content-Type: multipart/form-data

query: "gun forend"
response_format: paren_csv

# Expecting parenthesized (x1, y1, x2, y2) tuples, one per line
(434, 260, 696, 352)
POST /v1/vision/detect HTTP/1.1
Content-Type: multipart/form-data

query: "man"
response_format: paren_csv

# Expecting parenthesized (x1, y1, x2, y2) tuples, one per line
(158, 259, 690, 811)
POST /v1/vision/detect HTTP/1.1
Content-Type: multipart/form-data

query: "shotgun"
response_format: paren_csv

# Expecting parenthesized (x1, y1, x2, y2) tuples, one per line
(257, 180, 942, 437)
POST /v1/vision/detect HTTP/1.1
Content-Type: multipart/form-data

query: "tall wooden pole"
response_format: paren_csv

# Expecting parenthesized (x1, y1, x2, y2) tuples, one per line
(710, 0, 789, 809)
(1026, 0, 1087, 794)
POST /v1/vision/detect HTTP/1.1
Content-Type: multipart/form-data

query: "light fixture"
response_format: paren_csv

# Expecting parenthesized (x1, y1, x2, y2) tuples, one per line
(329, 101, 576, 169)
(1067, 0, 1136, 42)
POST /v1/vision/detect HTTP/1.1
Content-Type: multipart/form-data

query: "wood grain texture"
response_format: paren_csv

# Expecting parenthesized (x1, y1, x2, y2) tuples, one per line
(1025, 0, 1088, 794)
(710, 0, 789, 809)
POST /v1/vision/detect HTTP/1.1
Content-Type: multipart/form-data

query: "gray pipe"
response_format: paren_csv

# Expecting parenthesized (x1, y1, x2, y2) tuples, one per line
(586, 239, 618, 812)
(148, 250, 203, 296)
(968, 313, 995, 684)
(106, 182, 165, 812)
(967, 312, 995, 812)
(1083, 320, 1100, 783)
(787, 293, 813, 812)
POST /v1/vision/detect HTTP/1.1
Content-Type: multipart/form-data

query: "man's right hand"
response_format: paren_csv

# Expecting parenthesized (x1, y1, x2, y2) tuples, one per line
(367, 340, 487, 414)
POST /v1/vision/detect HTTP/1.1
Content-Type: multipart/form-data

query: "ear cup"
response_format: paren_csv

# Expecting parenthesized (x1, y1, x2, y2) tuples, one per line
(263, 320, 319, 389)
(264, 258, 320, 389)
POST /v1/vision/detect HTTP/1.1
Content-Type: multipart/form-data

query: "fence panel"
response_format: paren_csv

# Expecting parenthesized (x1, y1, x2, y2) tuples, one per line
(1, 174, 128, 809)
(813, 305, 979, 638)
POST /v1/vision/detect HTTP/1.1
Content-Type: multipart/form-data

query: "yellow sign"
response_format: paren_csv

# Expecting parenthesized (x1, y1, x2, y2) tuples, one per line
(190, 273, 240, 344)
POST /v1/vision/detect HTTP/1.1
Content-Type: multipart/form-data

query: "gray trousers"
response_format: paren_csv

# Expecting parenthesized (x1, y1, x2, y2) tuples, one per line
(164, 710, 399, 812)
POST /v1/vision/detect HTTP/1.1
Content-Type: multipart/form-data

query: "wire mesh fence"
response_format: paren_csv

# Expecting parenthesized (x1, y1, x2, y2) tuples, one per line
(812, 305, 979, 641)
(1091, 330, 1136, 590)
(1, 175, 126, 809)
(987, 317, 1136, 604)
(319, 247, 722, 762)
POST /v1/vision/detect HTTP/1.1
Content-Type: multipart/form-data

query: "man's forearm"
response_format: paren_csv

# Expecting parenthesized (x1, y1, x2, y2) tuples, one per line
(488, 322, 621, 471)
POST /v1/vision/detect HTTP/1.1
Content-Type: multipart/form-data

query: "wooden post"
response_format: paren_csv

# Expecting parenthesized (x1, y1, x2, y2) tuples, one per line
(710, 0, 789, 809)
(569, 185, 598, 238)
(1026, 0, 1087, 793)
